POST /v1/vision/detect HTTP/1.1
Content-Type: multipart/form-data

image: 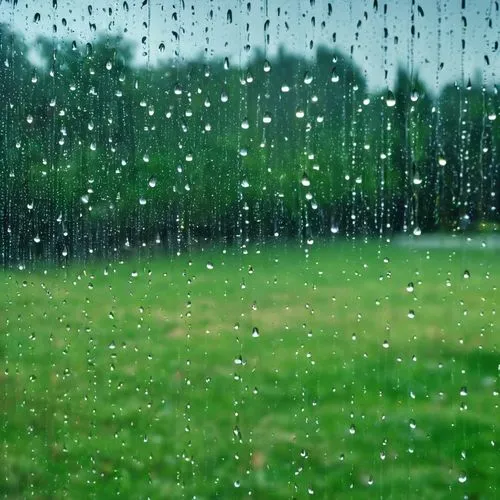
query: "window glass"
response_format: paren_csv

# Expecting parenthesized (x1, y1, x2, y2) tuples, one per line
(1, 1, 499, 498)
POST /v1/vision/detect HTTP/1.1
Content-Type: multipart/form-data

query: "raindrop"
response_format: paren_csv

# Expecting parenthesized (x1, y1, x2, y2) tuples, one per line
(386, 90, 396, 107)
(262, 112, 272, 124)
(206, 262, 214, 270)
(148, 177, 157, 188)
(463, 270, 470, 279)
(252, 327, 260, 338)
(301, 173, 311, 187)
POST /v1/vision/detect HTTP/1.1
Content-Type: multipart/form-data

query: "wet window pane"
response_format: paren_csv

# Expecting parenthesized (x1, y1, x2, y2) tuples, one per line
(1, 1, 499, 498)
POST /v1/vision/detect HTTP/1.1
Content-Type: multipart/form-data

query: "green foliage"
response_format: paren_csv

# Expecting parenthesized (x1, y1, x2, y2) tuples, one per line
(0, 24, 499, 264)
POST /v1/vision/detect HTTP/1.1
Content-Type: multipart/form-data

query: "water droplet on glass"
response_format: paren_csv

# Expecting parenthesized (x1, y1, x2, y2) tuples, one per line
(458, 472, 467, 483)
(413, 173, 422, 186)
(406, 282, 414, 293)
(386, 91, 396, 107)
(206, 262, 214, 270)
(463, 270, 470, 279)
(262, 112, 272, 124)
(139, 197, 147, 206)
(148, 177, 156, 188)
(301, 173, 311, 187)
(408, 310, 415, 319)
(303, 72, 313, 84)
(252, 327, 260, 338)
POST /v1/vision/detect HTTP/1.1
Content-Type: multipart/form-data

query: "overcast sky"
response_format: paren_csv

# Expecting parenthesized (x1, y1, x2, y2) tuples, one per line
(0, 0, 498, 91)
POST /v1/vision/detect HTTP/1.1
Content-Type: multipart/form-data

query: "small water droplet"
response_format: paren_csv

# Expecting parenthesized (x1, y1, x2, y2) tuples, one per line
(301, 173, 311, 187)
(386, 90, 396, 107)
(303, 71, 313, 84)
(206, 262, 214, 270)
(252, 327, 260, 338)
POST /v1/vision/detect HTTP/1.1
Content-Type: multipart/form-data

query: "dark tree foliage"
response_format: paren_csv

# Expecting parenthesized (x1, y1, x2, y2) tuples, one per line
(0, 25, 498, 265)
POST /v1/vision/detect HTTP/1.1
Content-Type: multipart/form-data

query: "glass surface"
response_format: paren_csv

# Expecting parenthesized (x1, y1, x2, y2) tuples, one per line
(1, 1, 499, 498)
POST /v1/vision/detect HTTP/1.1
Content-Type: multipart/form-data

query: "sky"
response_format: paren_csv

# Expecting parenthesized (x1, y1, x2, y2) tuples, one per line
(0, 0, 498, 91)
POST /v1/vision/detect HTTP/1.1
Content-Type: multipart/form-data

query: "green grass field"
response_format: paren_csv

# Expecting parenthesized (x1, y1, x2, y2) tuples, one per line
(1, 240, 499, 499)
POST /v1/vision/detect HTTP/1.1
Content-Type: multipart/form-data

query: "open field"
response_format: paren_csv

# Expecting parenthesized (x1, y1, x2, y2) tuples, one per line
(1, 239, 499, 499)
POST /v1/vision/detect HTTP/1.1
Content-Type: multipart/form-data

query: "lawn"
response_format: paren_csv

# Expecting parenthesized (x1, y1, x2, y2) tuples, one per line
(1, 239, 499, 499)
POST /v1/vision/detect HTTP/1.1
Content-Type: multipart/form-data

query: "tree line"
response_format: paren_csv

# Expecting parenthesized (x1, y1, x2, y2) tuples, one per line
(0, 24, 498, 265)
